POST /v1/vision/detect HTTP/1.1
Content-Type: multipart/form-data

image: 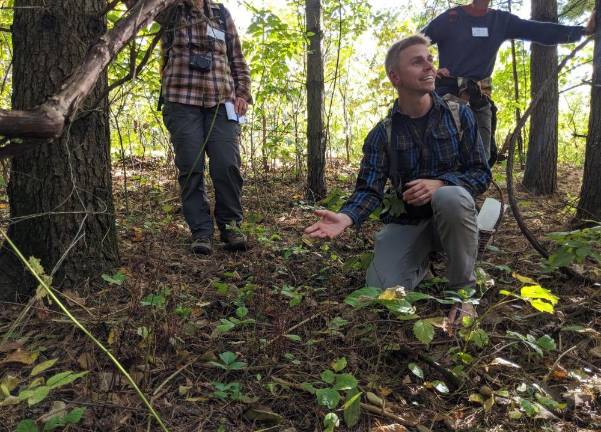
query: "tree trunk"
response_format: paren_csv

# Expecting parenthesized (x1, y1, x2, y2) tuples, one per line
(523, 0, 559, 195)
(0, 0, 119, 299)
(577, 3, 601, 222)
(0, 0, 177, 155)
(305, 0, 326, 201)
(510, 39, 524, 167)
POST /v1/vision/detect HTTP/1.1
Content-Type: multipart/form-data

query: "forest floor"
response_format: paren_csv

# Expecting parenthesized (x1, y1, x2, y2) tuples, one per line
(0, 160, 600, 432)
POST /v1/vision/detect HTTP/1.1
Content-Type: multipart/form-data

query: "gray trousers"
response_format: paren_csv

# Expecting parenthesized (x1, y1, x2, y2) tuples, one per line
(366, 186, 478, 291)
(472, 102, 492, 162)
(162, 102, 243, 237)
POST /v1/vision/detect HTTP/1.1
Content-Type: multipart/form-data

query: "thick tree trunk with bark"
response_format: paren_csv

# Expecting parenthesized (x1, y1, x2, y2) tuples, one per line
(523, 0, 559, 195)
(0, 0, 118, 299)
(305, 0, 326, 201)
(577, 3, 601, 222)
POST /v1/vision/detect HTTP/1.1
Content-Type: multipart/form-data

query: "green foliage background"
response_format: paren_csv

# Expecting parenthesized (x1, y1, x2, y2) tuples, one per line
(0, 0, 594, 168)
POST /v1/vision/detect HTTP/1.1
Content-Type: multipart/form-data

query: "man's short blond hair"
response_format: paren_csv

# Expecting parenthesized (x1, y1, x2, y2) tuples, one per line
(385, 34, 431, 76)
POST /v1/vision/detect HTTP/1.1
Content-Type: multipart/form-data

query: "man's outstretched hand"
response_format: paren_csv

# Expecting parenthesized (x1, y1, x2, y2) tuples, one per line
(304, 210, 353, 239)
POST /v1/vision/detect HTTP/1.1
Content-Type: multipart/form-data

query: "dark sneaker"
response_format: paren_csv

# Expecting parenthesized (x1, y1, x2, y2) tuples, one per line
(220, 230, 248, 251)
(190, 235, 212, 255)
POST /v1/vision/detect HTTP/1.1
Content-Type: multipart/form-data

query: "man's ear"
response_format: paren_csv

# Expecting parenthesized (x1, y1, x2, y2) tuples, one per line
(388, 70, 401, 88)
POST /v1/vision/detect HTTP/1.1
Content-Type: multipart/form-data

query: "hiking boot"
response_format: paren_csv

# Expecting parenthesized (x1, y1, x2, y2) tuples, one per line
(190, 234, 212, 255)
(220, 230, 248, 251)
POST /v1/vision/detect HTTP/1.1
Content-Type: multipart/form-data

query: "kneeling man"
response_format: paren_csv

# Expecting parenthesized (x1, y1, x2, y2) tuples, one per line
(305, 35, 491, 324)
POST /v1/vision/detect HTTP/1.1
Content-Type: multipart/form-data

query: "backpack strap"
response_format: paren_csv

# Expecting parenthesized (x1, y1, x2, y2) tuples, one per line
(217, 3, 232, 64)
(156, 5, 184, 111)
(383, 115, 392, 154)
(441, 93, 464, 141)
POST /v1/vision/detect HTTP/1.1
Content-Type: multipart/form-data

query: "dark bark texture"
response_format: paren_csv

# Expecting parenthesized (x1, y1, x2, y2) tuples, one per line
(523, 0, 559, 195)
(577, 4, 601, 222)
(0, 0, 119, 299)
(305, 0, 326, 201)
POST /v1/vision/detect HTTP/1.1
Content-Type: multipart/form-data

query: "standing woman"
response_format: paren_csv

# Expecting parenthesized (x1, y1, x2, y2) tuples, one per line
(126, 0, 252, 254)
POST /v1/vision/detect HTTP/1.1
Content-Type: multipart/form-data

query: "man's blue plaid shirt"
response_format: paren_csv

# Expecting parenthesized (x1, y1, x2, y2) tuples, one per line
(340, 93, 491, 226)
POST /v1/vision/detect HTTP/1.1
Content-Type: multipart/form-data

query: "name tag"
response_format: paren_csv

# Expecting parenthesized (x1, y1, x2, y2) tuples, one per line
(207, 25, 226, 42)
(472, 27, 489, 37)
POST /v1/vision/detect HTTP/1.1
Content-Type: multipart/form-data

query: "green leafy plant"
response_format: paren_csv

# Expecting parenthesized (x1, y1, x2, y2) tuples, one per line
(545, 224, 601, 269)
(208, 352, 247, 371)
(16, 407, 86, 432)
(301, 357, 361, 430)
(0, 232, 168, 431)
(342, 252, 373, 272)
(319, 188, 348, 211)
(0, 360, 88, 409)
(279, 284, 304, 307)
(508, 382, 567, 419)
(212, 381, 242, 401)
(344, 286, 480, 345)
(101, 271, 126, 286)
(406, 362, 450, 394)
(212, 315, 256, 336)
(506, 331, 556, 357)
(175, 305, 192, 319)
(141, 288, 170, 308)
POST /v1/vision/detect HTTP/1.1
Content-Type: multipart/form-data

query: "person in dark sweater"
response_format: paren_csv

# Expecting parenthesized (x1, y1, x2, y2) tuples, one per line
(423, 0, 596, 161)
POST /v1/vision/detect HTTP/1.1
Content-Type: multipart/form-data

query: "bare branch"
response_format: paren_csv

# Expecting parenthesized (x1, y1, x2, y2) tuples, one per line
(0, 0, 178, 157)
(87, 30, 162, 112)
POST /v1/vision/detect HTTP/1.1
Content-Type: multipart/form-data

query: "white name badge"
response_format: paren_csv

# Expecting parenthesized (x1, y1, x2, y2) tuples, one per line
(207, 25, 226, 42)
(472, 27, 489, 37)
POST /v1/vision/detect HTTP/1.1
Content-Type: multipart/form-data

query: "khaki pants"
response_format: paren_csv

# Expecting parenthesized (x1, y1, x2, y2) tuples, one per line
(366, 186, 478, 290)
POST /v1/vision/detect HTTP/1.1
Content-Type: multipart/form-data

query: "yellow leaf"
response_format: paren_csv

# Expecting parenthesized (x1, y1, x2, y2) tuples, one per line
(0, 375, 20, 397)
(378, 387, 393, 397)
(366, 391, 384, 407)
(186, 396, 209, 402)
(0, 349, 38, 367)
(30, 358, 58, 377)
(378, 288, 399, 301)
(77, 352, 95, 370)
(521, 285, 559, 305)
(378, 286, 405, 300)
(27, 377, 45, 389)
(512, 273, 537, 285)
(107, 328, 118, 345)
(530, 299, 554, 314)
(483, 396, 495, 412)
(469, 393, 485, 404)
